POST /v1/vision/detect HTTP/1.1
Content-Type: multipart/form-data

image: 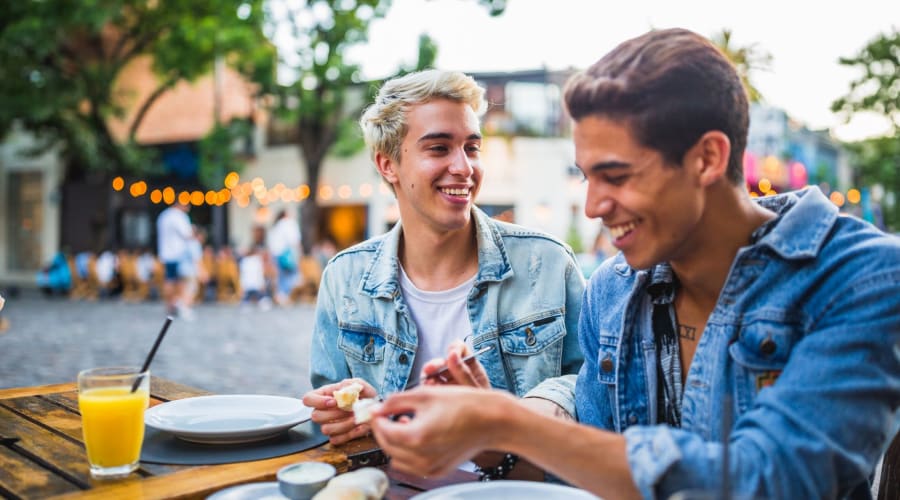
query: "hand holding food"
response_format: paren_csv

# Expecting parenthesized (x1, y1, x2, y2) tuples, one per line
(302, 379, 378, 445)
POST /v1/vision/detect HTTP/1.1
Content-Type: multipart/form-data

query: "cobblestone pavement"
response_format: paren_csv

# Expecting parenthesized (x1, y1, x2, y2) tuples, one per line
(0, 291, 316, 397)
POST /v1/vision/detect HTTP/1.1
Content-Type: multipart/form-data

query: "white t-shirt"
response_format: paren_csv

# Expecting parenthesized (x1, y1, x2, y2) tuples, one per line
(156, 207, 192, 262)
(268, 217, 301, 257)
(239, 253, 266, 292)
(399, 266, 476, 386)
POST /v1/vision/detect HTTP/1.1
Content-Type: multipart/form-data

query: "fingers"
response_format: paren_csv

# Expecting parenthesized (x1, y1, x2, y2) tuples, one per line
(302, 390, 336, 410)
(326, 422, 372, 446)
(310, 407, 352, 425)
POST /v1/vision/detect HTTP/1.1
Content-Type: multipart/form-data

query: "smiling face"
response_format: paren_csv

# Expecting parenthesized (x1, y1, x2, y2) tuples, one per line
(376, 98, 483, 235)
(574, 115, 708, 270)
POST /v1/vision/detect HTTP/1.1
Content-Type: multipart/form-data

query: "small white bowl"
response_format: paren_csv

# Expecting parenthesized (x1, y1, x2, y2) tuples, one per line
(277, 462, 336, 500)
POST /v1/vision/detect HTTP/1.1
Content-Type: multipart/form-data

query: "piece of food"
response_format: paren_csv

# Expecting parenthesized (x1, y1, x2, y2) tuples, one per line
(311, 467, 389, 500)
(352, 398, 378, 424)
(333, 382, 363, 411)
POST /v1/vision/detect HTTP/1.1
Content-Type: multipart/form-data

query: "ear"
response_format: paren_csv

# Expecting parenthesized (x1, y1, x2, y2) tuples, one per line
(374, 151, 400, 185)
(690, 131, 730, 187)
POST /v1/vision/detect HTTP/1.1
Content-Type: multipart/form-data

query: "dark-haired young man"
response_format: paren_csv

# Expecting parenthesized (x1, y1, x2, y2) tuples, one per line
(370, 28, 900, 499)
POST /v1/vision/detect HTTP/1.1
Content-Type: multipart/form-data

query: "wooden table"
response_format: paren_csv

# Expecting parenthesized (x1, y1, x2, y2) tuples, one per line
(0, 379, 477, 499)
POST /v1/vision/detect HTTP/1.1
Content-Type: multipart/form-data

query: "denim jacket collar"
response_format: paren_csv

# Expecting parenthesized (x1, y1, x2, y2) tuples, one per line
(753, 187, 838, 260)
(359, 206, 514, 299)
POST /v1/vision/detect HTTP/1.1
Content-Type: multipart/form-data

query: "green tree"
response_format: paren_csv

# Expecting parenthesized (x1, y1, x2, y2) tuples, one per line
(265, 0, 501, 248)
(833, 30, 900, 231)
(832, 29, 900, 130)
(845, 137, 900, 231)
(0, 0, 274, 181)
(711, 29, 773, 103)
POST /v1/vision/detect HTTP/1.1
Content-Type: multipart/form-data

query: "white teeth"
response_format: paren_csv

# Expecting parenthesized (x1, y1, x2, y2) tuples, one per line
(440, 187, 469, 196)
(607, 221, 637, 239)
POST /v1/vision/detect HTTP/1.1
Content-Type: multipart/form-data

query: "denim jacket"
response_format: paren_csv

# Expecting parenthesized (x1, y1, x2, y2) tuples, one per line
(309, 207, 585, 398)
(538, 187, 900, 499)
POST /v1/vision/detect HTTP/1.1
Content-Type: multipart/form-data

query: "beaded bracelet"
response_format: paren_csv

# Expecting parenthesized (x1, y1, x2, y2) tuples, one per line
(476, 453, 519, 481)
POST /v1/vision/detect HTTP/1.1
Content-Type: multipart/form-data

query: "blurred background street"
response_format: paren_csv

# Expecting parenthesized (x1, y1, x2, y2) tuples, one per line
(0, 291, 315, 397)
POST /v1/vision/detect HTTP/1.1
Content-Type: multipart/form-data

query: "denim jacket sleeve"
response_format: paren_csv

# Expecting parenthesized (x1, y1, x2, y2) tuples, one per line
(626, 267, 900, 500)
(309, 264, 351, 389)
(523, 254, 585, 416)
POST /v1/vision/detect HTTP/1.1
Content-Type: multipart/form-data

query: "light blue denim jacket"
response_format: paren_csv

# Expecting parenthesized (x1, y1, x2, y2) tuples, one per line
(537, 187, 900, 499)
(309, 207, 585, 397)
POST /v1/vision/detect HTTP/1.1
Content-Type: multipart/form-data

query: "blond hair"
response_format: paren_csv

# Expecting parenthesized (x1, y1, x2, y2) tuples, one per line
(359, 70, 487, 165)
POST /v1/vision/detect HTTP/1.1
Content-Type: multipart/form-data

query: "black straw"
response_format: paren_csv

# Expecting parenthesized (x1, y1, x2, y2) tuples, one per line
(131, 316, 174, 393)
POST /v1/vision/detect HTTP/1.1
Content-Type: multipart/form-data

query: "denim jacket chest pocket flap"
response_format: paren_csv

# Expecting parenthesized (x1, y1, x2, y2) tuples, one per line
(338, 323, 387, 364)
(728, 320, 800, 370)
(728, 320, 801, 410)
(497, 312, 565, 356)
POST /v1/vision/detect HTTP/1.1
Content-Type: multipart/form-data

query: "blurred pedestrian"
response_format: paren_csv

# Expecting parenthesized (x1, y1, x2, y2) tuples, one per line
(156, 202, 192, 317)
(268, 209, 302, 306)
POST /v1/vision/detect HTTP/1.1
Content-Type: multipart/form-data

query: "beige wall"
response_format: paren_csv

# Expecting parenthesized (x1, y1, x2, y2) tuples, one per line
(0, 126, 64, 285)
(106, 56, 260, 145)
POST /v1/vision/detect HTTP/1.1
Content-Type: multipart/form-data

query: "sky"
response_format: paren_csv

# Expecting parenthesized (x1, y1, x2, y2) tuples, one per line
(346, 0, 899, 142)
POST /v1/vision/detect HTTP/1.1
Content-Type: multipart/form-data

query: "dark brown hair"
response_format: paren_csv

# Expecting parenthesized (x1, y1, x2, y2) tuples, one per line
(564, 28, 749, 184)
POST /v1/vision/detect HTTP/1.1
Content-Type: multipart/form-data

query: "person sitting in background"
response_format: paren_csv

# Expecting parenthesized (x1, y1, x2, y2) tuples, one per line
(36, 251, 72, 296)
(369, 28, 900, 499)
(302, 69, 585, 450)
(0, 292, 8, 332)
(240, 226, 274, 310)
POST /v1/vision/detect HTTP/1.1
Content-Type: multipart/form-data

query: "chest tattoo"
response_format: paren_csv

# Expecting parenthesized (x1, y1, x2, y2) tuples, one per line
(678, 323, 697, 341)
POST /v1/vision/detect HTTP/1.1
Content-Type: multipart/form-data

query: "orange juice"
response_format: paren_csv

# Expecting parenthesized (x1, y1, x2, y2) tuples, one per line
(78, 387, 149, 468)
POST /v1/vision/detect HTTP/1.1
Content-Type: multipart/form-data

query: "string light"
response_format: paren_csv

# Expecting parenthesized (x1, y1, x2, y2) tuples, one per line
(847, 189, 861, 204)
(110, 172, 395, 208)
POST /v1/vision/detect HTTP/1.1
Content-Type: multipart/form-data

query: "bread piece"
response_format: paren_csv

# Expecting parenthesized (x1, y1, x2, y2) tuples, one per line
(312, 467, 389, 500)
(352, 398, 378, 424)
(333, 382, 364, 411)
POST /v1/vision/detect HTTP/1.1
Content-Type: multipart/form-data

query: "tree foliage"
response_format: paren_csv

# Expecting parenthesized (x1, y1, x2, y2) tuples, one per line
(845, 136, 900, 231)
(0, 0, 274, 178)
(832, 29, 900, 131)
(711, 29, 772, 103)
(833, 30, 900, 232)
(263, 0, 473, 248)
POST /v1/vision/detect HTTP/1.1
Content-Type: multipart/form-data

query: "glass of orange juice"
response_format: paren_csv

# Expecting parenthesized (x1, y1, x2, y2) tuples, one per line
(77, 366, 150, 478)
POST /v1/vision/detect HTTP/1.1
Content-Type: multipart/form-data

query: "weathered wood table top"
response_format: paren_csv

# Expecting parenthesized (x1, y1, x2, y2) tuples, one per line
(0, 379, 476, 499)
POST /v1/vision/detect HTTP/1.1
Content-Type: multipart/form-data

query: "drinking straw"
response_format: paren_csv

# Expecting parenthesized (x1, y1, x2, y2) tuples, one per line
(130, 316, 174, 393)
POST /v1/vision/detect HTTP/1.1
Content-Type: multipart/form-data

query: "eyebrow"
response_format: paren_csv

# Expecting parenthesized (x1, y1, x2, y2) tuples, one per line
(417, 132, 482, 143)
(576, 160, 631, 172)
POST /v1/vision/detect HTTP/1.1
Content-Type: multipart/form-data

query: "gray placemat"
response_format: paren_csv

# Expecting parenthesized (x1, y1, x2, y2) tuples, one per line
(140, 421, 327, 465)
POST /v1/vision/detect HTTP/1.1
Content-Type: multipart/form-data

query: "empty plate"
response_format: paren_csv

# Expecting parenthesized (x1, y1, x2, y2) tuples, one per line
(207, 481, 286, 499)
(145, 395, 312, 444)
(411, 480, 601, 499)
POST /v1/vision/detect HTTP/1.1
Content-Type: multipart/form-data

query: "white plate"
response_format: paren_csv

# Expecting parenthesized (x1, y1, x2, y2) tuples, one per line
(207, 482, 286, 500)
(411, 480, 602, 500)
(145, 395, 312, 444)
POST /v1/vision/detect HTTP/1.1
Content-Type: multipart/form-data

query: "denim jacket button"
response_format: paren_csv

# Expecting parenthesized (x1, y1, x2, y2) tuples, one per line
(628, 413, 638, 424)
(525, 327, 537, 346)
(601, 357, 614, 373)
(760, 337, 776, 356)
(398, 353, 409, 364)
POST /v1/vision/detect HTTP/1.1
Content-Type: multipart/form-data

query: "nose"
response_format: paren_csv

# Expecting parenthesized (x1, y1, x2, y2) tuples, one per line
(448, 147, 475, 177)
(584, 183, 615, 220)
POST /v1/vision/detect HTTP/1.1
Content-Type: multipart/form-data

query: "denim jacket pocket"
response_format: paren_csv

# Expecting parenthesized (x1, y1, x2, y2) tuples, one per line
(497, 312, 566, 395)
(338, 323, 387, 364)
(728, 321, 800, 412)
